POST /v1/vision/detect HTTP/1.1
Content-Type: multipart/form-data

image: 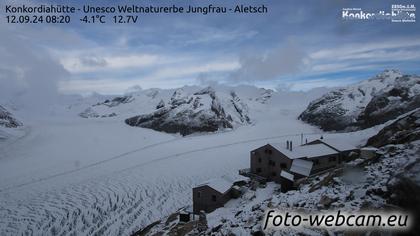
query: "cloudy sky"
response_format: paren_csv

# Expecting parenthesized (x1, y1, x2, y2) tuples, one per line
(1, 0, 419, 97)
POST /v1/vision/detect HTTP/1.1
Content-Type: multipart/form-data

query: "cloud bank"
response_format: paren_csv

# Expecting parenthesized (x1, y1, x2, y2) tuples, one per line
(0, 25, 69, 111)
(229, 41, 306, 81)
(2, 0, 420, 97)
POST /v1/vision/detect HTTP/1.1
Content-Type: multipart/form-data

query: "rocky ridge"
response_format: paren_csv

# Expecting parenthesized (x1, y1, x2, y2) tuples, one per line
(125, 87, 251, 136)
(299, 70, 420, 131)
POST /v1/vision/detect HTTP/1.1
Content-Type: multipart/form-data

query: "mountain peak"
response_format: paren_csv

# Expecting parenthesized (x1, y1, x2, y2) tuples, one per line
(299, 70, 419, 131)
(194, 86, 216, 98)
(376, 69, 402, 79)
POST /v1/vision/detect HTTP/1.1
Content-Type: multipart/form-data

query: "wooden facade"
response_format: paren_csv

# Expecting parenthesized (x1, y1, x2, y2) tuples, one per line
(192, 177, 247, 214)
(250, 144, 293, 183)
(193, 185, 232, 214)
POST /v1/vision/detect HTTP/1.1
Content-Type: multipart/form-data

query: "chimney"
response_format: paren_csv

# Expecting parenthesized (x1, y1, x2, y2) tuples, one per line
(287, 140, 289, 150)
(320, 135, 324, 140)
(305, 138, 308, 144)
(290, 141, 293, 151)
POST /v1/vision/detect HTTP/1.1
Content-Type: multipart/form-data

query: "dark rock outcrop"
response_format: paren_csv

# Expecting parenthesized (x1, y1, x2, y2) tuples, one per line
(230, 91, 250, 123)
(95, 95, 134, 108)
(366, 109, 420, 147)
(0, 105, 22, 128)
(156, 99, 165, 109)
(299, 89, 351, 131)
(79, 107, 117, 118)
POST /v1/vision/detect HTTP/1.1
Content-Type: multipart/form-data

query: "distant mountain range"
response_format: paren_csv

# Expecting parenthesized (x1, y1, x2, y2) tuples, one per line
(75, 69, 420, 135)
(77, 85, 277, 135)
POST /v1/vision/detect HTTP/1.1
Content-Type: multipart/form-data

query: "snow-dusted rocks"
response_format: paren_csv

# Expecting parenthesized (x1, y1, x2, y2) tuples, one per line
(229, 91, 250, 123)
(79, 107, 117, 118)
(78, 95, 134, 118)
(359, 75, 420, 129)
(0, 105, 22, 128)
(366, 109, 420, 147)
(100, 95, 134, 107)
(125, 87, 251, 136)
(156, 99, 165, 109)
(254, 88, 273, 104)
(299, 70, 420, 131)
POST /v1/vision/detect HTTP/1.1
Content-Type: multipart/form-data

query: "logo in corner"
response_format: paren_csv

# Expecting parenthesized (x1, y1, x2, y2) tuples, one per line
(342, 4, 416, 23)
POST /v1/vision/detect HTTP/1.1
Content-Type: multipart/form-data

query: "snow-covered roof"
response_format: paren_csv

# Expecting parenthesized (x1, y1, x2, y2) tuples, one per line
(318, 139, 357, 152)
(290, 159, 313, 177)
(222, 174, 249, 183)
(270, 143, 338, 159)
(197, 178, 232, 194)
(196, 175, 247, 194)
(280, 170, 294, 181)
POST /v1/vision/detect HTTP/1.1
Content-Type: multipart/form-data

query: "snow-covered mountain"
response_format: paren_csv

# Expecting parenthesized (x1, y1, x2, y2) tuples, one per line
(299, 70, 420, 131)
(125, 87, 251, 136)
(76, 86, 280, 135)
(0, 105, 22, 128)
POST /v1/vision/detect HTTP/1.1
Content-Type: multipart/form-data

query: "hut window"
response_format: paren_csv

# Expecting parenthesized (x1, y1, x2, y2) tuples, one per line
(313, 159, 320, 165)
(197, 191, 201, 198)
(212, 195, 217, 202)
(280, 163, 287, 169)
(258, 158, 262, 163)
(256, 168, 262, 173)
(271, 172, 276, 177)
(264, 149, 272, 154)
(268, 160, 275, 166)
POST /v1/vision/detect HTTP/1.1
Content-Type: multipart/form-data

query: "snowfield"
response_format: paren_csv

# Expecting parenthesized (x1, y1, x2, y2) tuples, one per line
(0, 86, 380, 235)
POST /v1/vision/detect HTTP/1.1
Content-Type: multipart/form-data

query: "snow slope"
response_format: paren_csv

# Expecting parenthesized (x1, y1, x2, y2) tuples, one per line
(0, 85, 332, 235)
